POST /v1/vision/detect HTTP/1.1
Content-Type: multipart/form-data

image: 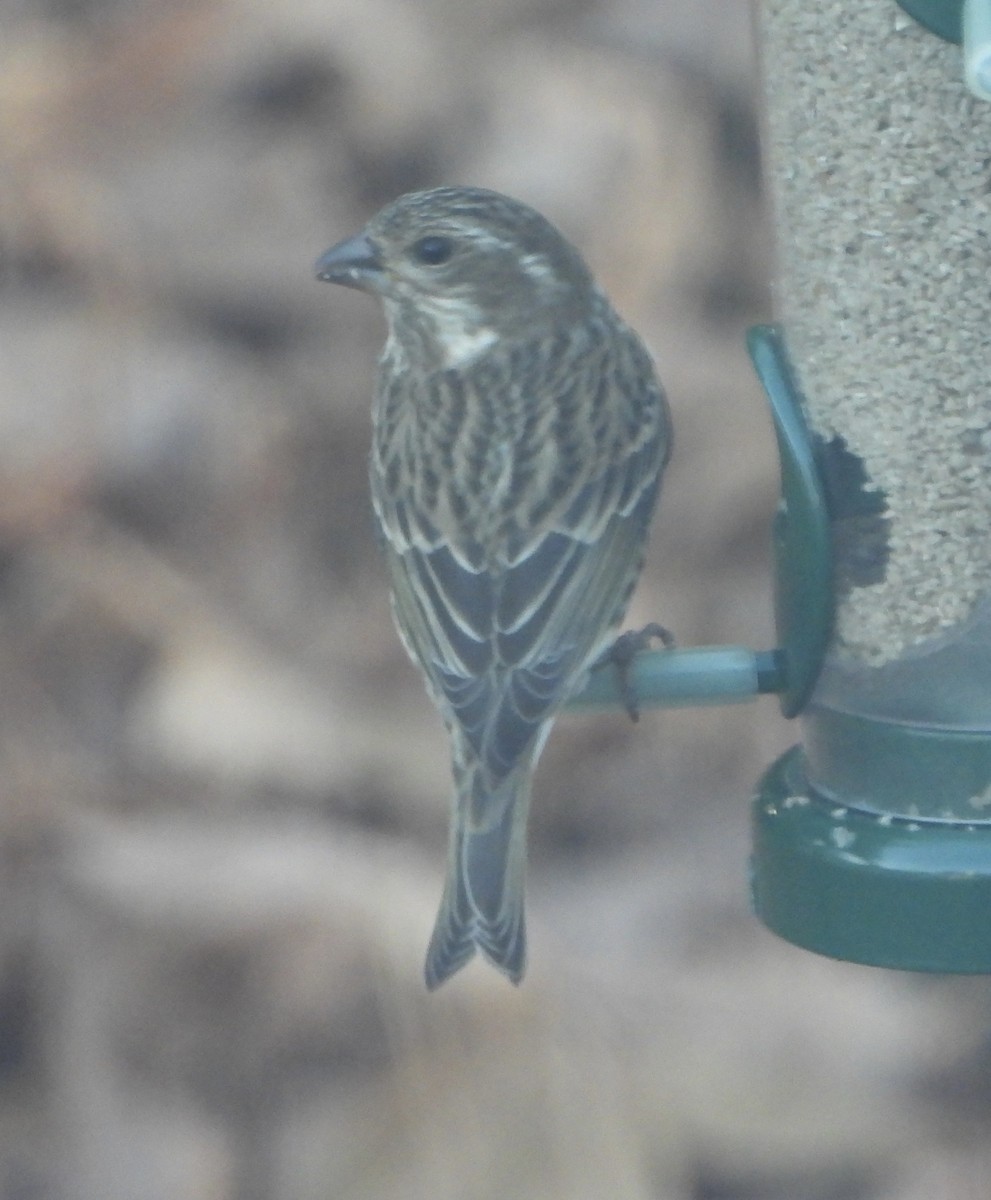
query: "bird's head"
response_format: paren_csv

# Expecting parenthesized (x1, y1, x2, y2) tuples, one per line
(316, 187, 597, 363)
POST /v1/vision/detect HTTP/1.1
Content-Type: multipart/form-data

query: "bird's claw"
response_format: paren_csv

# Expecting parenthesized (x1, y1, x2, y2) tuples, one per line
(604, 622, 675, 722)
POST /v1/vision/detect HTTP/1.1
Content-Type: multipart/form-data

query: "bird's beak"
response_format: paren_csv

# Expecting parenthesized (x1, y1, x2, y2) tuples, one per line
(315, 233, 384, 292)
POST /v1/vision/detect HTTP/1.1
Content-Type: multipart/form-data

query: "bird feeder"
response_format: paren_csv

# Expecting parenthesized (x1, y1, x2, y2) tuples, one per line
(572, 0, 991, 972)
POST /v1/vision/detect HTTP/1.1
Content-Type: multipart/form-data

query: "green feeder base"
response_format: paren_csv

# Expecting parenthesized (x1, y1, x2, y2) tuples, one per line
(753, 745, 991, 973)
(895, 0, 963, 43)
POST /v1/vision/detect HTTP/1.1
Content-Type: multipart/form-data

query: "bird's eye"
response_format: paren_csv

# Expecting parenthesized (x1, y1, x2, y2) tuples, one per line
(410, 236, 455, 266)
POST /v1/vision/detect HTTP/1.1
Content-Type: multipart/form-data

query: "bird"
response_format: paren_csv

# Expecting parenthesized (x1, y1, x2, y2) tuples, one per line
(315, 186, 671, 989)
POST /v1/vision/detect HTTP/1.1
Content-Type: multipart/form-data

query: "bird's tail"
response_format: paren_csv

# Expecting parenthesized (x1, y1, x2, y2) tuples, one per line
(424, 774, 530, 990)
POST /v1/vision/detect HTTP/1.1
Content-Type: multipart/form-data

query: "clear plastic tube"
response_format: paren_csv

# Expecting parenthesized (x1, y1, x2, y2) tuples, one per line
(760, 0, 991, 739)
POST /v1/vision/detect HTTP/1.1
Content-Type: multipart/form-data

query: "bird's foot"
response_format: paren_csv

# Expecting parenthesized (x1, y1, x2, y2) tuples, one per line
(603, 622, 675, 723)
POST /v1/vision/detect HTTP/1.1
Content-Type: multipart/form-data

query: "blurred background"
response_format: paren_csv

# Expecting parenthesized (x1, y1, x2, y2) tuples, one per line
(1, 0, 990, 1196)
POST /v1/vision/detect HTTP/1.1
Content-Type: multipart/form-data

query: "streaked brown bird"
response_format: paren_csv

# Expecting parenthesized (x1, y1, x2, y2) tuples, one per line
(316, 186, 670, 989)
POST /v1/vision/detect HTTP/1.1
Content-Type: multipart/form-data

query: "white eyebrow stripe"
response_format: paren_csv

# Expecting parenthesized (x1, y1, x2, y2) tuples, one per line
(518, 252, 553, 281)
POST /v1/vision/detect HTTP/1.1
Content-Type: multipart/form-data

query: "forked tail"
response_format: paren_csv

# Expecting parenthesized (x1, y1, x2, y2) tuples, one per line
(424, 779, 529, 990)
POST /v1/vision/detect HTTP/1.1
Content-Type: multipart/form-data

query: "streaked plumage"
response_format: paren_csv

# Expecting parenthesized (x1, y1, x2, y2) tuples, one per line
(316, 186, 670, 988)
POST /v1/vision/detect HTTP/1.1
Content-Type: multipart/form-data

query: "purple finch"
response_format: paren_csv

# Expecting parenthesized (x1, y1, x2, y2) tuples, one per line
(317, 186, 670, 988)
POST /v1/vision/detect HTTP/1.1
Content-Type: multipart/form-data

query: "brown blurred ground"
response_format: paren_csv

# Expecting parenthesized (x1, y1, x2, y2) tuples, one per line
(0, 1, 990, 1197)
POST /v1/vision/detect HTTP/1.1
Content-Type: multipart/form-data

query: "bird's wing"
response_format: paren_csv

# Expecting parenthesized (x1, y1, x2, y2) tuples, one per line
(378, 404, 666, 808)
